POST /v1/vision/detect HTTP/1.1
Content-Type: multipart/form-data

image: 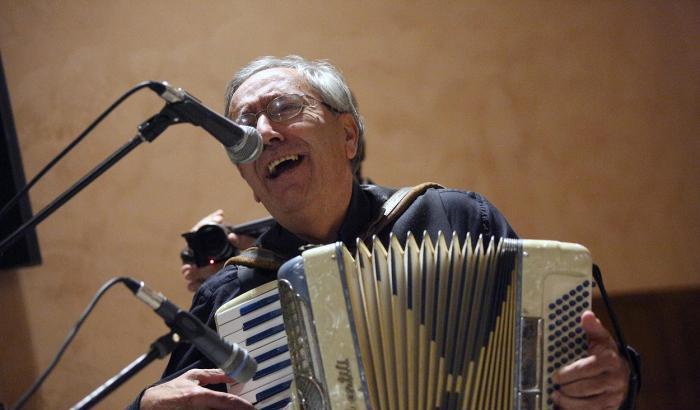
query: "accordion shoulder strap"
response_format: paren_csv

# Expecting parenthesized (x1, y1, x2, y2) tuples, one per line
(359, 181, 444, 241)
(223, 247, 287, 271)
(223, 182, 444, 272)
(592, 265, 642, 409)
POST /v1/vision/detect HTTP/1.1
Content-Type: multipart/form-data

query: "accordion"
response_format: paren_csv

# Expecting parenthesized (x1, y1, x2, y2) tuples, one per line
(215, 233, 593, 410)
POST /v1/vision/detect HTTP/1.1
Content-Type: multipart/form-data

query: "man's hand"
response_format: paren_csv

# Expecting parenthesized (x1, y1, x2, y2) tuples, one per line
(181, 210, 257, 292)
(140, 368, 254, 410)
(551, 311, 630, 409)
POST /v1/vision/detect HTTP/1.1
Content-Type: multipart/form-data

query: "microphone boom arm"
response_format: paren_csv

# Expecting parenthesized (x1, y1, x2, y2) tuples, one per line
(70, 331, 179, 410)
(0, 111, 178, 257)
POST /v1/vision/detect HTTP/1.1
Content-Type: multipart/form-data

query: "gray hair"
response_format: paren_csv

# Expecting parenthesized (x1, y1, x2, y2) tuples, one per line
(224, 55, 365, 177)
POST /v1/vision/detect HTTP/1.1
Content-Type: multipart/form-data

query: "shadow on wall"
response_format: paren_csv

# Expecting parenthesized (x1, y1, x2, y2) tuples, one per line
(0, 271, 46, 409)
(594, 288, 700, 410)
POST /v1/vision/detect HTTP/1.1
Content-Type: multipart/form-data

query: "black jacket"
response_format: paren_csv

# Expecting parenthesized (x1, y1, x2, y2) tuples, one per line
(128, 183, 516, 408)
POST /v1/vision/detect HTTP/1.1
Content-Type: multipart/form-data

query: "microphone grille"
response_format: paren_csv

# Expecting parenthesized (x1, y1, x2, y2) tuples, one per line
(226, 126, 263, 164)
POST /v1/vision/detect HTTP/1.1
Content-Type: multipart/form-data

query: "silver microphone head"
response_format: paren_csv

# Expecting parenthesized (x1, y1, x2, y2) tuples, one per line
(222, 341, 258, 382)
(226, 125, 263, 164)
(234, 353, 258, 383)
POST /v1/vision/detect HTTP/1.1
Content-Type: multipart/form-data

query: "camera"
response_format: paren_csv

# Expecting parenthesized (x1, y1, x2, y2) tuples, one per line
(180, 216, 275, 267)
(181, 224, 235, 267)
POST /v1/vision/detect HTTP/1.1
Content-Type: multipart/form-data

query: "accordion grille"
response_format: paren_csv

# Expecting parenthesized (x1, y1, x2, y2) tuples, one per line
(337, 233, 518, 409)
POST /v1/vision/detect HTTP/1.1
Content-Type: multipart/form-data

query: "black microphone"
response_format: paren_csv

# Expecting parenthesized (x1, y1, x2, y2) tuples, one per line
(148, 81, 262, 164)
(123, 278, 257, 382)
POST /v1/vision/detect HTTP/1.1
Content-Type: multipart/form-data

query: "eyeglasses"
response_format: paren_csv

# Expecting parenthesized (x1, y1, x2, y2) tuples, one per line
(233, 94, 341, 127)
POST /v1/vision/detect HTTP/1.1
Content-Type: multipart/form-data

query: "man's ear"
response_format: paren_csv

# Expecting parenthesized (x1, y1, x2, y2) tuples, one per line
(340, 113, 360, 160)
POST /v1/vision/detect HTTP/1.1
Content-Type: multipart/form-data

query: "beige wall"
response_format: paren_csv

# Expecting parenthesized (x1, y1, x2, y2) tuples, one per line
(0, 1, 698, 408)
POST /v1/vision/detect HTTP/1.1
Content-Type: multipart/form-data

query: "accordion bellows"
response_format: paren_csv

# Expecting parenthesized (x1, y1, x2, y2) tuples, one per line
(216, 233, 593, 410)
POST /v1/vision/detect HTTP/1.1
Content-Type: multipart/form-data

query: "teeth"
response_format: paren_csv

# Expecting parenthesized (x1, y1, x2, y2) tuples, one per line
(267, 154, 299, 175)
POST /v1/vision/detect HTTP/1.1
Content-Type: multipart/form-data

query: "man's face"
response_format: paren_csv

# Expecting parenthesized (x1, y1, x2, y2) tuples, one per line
(229, 68, 358, 219)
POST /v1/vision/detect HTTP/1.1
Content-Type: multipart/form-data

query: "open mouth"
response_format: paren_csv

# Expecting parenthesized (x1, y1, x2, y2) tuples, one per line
(267, 154, 304, 179)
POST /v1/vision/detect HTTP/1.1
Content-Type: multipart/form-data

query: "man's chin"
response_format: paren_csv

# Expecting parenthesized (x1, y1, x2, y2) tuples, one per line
(260, 187, 310, 216)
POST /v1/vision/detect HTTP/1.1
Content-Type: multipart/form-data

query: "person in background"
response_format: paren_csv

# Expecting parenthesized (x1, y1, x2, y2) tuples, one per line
(180, 209, 259, 292)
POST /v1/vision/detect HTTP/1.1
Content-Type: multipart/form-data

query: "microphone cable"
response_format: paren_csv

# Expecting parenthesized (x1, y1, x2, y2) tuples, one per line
(10, 277, 132, 410)
(0, 81, 159, 225)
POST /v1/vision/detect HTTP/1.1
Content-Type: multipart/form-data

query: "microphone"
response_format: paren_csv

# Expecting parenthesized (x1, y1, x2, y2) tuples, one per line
(123, 278, 257, 382)
(148, 81, 262, 164)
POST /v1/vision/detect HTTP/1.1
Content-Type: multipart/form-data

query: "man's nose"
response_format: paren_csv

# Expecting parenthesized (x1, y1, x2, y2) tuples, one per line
(256, 115, 284, 145)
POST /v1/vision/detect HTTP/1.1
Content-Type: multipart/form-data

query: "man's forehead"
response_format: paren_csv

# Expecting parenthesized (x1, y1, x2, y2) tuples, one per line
(230, 68, 308, 109)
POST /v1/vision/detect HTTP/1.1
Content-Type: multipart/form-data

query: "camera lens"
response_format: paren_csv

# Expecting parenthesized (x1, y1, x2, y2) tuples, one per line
(196, 225, 230, 257)
(182, 224, 236, 267)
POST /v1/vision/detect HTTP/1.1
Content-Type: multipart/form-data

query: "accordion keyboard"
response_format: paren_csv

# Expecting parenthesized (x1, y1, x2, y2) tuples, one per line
(215, 281, 293, 410)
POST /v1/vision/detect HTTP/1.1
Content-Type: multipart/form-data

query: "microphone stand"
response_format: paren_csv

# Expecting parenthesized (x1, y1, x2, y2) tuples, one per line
(70, 332, 179, 410)
(0, 107, 178, 256)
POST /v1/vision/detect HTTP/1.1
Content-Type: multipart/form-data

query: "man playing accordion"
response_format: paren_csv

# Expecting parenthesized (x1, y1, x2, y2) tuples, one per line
(132, 56, 634, 410)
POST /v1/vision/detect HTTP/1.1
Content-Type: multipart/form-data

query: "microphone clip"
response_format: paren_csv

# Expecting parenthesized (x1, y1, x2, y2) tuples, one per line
(137, 107, 182, 142)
